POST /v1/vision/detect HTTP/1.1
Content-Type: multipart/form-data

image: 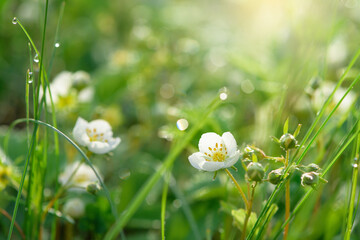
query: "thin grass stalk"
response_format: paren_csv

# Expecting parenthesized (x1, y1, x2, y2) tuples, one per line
(161, 171, 170, 240)
(104, 95, 223, 240)
(344, 127, 360, 239)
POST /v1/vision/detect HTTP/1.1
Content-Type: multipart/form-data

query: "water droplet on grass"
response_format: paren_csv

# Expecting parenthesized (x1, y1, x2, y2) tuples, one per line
(27, 71, 33, 83)
(55, 42, 60, 48)
(12, 17, 17, 24)
(219, 87, 228, 100)
(34, 54, 39, 63)
(176, 118, 189, 131)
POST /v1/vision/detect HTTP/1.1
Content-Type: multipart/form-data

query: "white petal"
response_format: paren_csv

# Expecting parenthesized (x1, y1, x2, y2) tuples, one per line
(222, 132, 238, 155)
(52, 71, 73, 96)
(108, 137, 121, 149)
(198, 132, 223, 155)
(72, 117, 90, 146)
(78, 87, 94, 103)
(87, 141, 113, 154)
(224, 150, 240, 168)
(188, 152, 207, 170)
(88, 119, 112, 132)
(199, 161, 225, 172)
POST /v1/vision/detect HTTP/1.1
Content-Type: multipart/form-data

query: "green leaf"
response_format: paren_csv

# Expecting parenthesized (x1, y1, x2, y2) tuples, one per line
(283, 117, 289, 134)
(293, 124, 302, 138)
(231, 208, 257, 233)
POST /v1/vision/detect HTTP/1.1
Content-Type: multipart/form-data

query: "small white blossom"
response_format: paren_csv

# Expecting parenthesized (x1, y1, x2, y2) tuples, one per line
(188, 132, 240, 172)
(59, 162, 100, 189)
(63, 198, 85, 219)
(40, 70, 94, 111)
(73, 117, 121, 154)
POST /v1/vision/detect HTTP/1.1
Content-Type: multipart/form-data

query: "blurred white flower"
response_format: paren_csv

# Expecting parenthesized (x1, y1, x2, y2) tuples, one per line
(73, 117, 121, 154)
(59, 161, 100, 189)
(312, 82, 357, 114)
(40, 70, 94, 111)
(188, 132, 240, 172)
(327, 37, 347, 66)
(63, 198, 85, 219)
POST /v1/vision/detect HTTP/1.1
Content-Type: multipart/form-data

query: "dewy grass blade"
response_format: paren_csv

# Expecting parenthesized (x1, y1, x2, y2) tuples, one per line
(104, 94, 223, 240)
(344, 125, 360, 240)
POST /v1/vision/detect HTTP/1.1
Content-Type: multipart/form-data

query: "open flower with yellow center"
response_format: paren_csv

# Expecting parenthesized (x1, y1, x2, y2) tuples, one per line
(59, 161, 101, 189)
(73, 117, 121, 154)
(188, 132, 240, 172)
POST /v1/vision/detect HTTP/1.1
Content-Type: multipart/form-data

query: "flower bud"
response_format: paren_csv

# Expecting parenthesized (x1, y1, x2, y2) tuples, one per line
(305, 163, 321, 173)
(247, 162, 265, 182)
(280, 133, 297, 150)
(268, 168, 283, 185)
(301, 172, 319, 186)
(86, 183, 101, 195)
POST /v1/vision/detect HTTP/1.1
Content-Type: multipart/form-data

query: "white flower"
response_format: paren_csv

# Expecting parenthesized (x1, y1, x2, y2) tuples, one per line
(39, 70, 94, 111)
(188, 132, 240, 172)
(59, 161, 100, 189)
(63, 198, 85, 218)
(73, 117, 121, 154)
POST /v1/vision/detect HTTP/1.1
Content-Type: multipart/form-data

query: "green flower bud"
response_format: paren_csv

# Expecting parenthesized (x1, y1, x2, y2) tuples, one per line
(306, 163, 321, 172)
(280, 133, 297, 150)
(268, 168, 283, 185)
(86, 183, 101, 195)
(247, 162, 265, 182)
(301, 172, 319, 187)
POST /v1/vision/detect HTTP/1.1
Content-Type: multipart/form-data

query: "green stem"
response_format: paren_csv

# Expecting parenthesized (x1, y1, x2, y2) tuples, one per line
(241, 184, 255, 240)
(284, 150, 290, 240)
(225, 169, 249, 209)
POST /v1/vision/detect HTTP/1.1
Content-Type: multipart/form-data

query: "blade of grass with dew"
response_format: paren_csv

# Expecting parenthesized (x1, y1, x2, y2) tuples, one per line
(14, 13, 62, 238)
(344, 125, 360, 240)
(271, 119, 360, 239)
(104, 94, 224, 240)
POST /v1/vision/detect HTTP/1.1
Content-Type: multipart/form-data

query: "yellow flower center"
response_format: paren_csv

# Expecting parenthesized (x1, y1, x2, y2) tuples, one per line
(212, 151, 225, 162)
(204, 142, 228, 162)
(86, 128, 108, 143)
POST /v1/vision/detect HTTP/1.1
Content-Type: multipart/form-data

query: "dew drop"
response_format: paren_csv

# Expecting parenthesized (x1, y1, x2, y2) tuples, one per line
(353, 163, 358, 168)
(12, 17, 17, 25)
(219, 87, 228, 100)
(33, 54, 39, 63)
(55, 42, 60, 48)
(176, 118, 189, 131)
(27, 71, 33, 84)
